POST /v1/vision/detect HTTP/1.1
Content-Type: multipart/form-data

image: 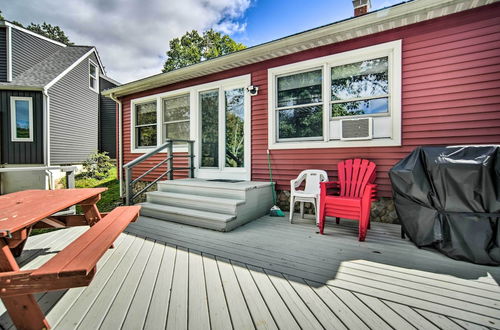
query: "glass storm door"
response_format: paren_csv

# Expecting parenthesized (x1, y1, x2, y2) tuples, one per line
(198, 82, 249, 180)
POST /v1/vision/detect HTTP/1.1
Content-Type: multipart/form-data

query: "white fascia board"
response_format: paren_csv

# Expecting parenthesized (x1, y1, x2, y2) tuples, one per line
(1, 21, 67, 47)
(44, 48, 97, 90)
(6, 25, 12, 81)
(102, 0, 492, 98)
(92, 47, 106, 74)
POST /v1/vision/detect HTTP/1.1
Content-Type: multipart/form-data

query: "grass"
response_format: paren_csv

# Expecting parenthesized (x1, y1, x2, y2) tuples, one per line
(31, 167, 121, 236)
(74, 167, 121, 212)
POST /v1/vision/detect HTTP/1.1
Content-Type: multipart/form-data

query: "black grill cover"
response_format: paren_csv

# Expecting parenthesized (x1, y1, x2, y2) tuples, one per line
(389, 146, 500, 265)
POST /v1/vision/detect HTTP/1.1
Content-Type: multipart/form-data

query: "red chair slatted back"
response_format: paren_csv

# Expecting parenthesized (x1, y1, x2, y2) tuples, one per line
(338, 158, 376, 198)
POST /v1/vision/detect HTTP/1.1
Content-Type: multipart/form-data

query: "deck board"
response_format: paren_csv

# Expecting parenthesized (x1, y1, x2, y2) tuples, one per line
(188, 250, 210, 330)
(202, 253, 233, 330)
(143, 243, 177, 329)
(166, 246, 189, 330)
(1, 214, 499, 330)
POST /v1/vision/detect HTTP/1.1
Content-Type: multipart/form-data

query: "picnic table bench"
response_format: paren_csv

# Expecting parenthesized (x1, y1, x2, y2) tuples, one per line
(0, 188, 140, 329)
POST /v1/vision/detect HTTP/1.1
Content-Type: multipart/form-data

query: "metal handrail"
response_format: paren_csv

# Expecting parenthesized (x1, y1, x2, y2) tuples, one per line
(124, 139, 195, 205)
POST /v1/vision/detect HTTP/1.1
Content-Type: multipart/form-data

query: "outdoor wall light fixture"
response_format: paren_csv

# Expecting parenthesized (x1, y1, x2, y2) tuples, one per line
(246, 85, 259, 96)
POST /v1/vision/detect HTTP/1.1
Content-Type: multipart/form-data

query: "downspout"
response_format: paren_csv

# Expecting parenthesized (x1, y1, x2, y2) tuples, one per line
(109, 93, 123, 197)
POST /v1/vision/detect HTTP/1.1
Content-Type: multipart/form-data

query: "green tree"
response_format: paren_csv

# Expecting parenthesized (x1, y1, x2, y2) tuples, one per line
(25, 22, 73, 45)
(163, 29, 246, 73)
(0, 9, 73, 45)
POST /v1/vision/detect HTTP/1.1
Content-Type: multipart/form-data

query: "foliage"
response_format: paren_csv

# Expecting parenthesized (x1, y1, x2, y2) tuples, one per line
(0, 10, 73, 45)
(163, 29, 246, 73)
(82, 152, 114, 180)
(75, 167, 121, 212)
(224, 89, 245, 167)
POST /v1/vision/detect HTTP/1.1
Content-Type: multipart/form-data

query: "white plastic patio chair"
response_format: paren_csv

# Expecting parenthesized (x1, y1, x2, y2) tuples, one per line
(289, 170, 329, 224)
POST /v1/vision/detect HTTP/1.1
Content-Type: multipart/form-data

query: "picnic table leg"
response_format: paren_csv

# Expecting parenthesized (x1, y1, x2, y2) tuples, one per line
(79, 195, 103, 227)
(0, 240, 51, 330)
(79, 196, 115, 248)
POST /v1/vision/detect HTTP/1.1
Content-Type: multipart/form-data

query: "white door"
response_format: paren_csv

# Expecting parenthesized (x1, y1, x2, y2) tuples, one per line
(195, 76, 251, 181)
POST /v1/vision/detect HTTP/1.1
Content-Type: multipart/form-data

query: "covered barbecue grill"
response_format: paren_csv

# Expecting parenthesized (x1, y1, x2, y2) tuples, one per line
(389, 145, 500, 265)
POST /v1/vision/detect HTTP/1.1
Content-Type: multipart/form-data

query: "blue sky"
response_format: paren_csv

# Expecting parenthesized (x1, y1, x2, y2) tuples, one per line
(2, 0, 401, 82)
(232, 0, 400, 47)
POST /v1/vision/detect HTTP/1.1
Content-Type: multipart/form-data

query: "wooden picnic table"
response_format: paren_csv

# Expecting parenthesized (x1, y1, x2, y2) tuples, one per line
(0, 188, 140, 329)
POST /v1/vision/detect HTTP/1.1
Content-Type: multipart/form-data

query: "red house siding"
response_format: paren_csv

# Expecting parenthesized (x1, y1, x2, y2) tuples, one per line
(120, 4, 500, 197)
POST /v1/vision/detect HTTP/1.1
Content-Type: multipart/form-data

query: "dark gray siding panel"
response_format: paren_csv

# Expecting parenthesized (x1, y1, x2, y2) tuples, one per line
(0, 90, 44, 164)
(0, 28, 7, 81)
(48, 53, 99, 164)
(99, 77, 117, 158)
(11, 29, 62, 78)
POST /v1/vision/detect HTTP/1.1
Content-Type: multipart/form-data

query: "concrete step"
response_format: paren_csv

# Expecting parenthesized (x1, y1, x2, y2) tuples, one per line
(146, 191, 245, 215)
(157, 179, 271, 199)
(139, 202, 236, 231)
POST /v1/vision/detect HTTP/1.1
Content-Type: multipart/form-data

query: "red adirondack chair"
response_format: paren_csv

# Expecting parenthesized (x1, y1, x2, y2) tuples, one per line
(319, 159, 377, 241)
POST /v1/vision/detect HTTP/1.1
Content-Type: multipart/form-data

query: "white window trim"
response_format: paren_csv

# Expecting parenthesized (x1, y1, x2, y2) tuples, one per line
(128, 75, 252, 181)
(89, 59, 99, 93)
(268, 40, 402, 150)
(162, 93, 191, 143)
(10, 96, 34, 142)
(130, 97, 159, 153)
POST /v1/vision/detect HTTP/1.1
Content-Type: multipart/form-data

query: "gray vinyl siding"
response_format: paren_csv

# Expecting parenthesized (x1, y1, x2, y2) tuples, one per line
(0, 90, 44, 164)
(0, 28, 7, 81)
(48, 53, 99, 164)
(11, 28, 62, 78)
(99, 77, 117, 158)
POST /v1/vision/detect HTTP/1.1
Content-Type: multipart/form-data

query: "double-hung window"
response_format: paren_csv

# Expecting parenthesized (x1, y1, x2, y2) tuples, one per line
(276, 69, 323, 141)
(89, 60, 98, 92)
(11, 96, 33, 142)
(134, 101, 157, 148)
(331, 57, 389, 117)
(162, 94, 190, 141)
(269, 40, 401, 149)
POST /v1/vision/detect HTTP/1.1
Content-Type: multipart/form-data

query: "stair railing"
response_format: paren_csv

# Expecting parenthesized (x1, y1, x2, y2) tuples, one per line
(123, 139, 195, 205)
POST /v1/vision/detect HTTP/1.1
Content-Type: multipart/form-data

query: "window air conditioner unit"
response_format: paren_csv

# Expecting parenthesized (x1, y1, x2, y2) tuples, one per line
(340, 117, 373, 141)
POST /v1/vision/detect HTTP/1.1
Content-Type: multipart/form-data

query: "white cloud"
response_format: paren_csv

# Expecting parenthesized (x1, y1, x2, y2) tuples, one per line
(1, 0, 252, 83)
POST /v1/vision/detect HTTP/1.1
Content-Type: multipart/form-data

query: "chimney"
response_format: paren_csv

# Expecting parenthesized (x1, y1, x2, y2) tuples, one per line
(352, 0, 371, 16)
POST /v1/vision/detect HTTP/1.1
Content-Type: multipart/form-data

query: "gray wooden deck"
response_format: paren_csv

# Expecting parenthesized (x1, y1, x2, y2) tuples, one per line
(1, 214, 500, 329)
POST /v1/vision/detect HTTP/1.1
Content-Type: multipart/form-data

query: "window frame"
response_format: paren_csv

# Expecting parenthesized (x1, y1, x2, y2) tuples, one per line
(89, 59, 99, 92)
(130, 87, 194, 154)
(131, 99, 159, 151)
(330, 56, 390, 120)
(268, 40, 402, 150)
(275, 67, 324, 142)
(10, 96, 34, 142)
(162, 93, 191, 142)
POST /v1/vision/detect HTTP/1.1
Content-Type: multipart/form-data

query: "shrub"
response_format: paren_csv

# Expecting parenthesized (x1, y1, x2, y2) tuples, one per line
(82, 152, 113, 179)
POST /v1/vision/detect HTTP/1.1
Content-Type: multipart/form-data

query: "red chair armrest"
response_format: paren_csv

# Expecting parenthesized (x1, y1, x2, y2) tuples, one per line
(320, 181, 340, 198)
(362, 184, 377, 201)
(320, 181, 339, 189)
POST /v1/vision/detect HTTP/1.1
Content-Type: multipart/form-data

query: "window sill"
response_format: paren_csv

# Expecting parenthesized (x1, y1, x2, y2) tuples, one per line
(268, 137, 401, 150)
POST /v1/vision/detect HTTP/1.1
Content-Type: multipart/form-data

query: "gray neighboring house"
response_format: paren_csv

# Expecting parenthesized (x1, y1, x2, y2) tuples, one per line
(0, 21, 119, 194)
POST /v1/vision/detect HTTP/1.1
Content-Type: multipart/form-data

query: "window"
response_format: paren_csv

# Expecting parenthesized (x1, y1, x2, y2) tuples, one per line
(331, 57, 389, 117)
(162, 94, 190, 142)
(89, 60, 98, 92)
(276, 69, 323, 140)
(200, 89, 219, 167)
(10, 97, 33, 142)
(134, 101, 157, 148)
(268, 40, 402, 149)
